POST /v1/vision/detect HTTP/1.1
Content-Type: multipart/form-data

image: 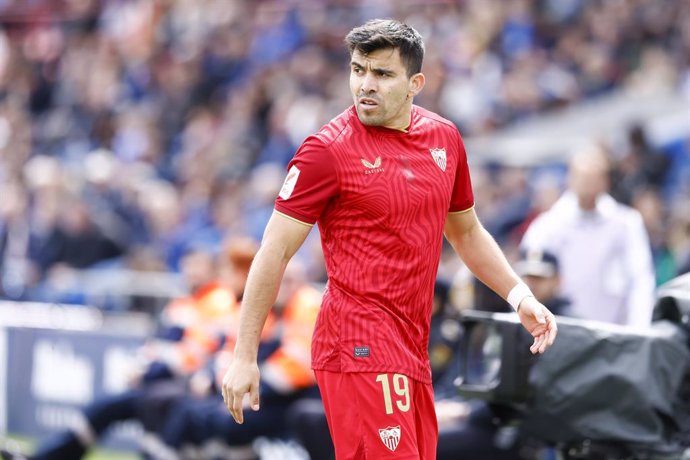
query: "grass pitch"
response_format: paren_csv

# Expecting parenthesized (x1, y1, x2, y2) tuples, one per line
(4, 435, 139, 460)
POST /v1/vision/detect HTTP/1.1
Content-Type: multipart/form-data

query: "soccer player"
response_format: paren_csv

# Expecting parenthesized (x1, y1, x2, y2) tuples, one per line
(222, 19, 557, 459)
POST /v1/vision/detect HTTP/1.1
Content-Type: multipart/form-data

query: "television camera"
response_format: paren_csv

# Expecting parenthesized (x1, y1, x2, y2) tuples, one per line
(455, 273, 690, 460)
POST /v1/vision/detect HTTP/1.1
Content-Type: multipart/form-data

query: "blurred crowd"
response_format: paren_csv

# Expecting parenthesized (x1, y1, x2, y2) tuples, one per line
(0, 1, 689, 457)
(0, 0, 688, 308)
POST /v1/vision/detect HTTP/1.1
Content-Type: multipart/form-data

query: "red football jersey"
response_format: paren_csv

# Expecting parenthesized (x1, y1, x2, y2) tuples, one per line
(275, 105, 474, 383)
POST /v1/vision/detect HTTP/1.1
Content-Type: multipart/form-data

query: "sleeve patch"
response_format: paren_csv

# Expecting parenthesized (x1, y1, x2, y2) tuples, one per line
(279, 165, 301, 200)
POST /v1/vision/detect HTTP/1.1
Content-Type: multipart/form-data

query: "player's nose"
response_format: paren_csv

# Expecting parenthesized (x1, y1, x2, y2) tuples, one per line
(360, 73, 377, 93)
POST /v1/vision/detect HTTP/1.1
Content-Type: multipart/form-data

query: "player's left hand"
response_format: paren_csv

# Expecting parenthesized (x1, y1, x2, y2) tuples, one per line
(517, 297, 557, 354)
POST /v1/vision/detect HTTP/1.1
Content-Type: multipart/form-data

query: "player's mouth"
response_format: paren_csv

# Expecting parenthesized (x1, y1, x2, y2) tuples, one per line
(358, 98, 379, 109)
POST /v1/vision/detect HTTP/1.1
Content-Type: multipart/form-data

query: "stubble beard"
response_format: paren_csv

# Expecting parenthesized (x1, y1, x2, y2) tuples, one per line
(356, 107, 386, 127)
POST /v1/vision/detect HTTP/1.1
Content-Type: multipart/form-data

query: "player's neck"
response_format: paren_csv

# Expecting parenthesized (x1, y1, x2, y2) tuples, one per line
(386, 116, 411, 132)
(375, 105, 415, 133)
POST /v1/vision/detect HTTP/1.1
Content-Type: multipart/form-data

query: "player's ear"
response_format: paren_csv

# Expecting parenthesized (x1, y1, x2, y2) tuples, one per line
(408, 72, 425, 98)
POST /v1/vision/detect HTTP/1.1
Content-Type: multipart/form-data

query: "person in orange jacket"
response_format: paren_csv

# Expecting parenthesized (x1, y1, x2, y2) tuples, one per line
(141, 260, 322, 459)
(130, 246, 240, 384)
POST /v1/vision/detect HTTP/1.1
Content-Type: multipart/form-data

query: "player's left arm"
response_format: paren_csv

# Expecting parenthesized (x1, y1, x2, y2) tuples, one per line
(444, 208, 557, 354)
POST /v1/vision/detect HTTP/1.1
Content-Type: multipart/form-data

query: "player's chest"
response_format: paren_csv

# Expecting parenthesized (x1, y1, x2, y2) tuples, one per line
(335, 139, 456, 214)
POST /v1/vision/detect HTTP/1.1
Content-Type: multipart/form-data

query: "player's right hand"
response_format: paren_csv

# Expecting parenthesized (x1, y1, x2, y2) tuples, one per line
(221, 358, 261, 424)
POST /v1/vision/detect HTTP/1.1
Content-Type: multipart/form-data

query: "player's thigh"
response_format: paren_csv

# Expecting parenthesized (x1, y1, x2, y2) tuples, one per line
(316, 370, 436, 459)
(413, 379, 437, 460)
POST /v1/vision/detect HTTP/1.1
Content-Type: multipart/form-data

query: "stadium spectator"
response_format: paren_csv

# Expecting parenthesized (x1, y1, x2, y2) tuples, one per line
(0, 179, 37, 299)
(514, 248, 570, 316)
(668, 200, 690, 277)
(140, 260, 321, 459)
(632, 188, 678, 285)
(610, 124, 671, 206)
(220, 235, 260, 301)
(136, 246, 238, 382)
(41, 196, 123, 270)
(521, 145, 656, 327)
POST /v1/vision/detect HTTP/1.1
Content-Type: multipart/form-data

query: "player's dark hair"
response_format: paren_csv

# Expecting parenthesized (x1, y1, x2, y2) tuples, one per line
(345, 19, 424, 77)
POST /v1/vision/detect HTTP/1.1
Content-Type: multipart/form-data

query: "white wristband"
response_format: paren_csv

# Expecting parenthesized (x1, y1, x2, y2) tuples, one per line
(507, 283, 534, 312)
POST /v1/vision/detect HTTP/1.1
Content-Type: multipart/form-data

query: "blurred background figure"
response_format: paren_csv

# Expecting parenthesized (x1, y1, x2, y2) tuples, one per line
(513, 248, 570, 317)
(0, 179, 37, 300)
(521, 146, 656, 327)
(140, 260, 321, 459)
(220, 235, 260, 302)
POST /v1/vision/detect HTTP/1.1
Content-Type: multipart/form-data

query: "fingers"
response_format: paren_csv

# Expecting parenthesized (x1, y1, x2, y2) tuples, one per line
(231, 390, 245, 424)
(250, 384, 260, 412)
(222, 380, 244, 424)
(530, 309, 558, 354)
(220, 361, 261, 424)
(530, 334, 544, 354)
(222, 385, 238, 422)
(538, 332, 548, 354)
(546, 312, 558, 347)
(222, 385, 228, 410)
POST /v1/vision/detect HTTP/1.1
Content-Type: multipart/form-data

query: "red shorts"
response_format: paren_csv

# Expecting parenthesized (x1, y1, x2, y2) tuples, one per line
(315, 370, 438, 459)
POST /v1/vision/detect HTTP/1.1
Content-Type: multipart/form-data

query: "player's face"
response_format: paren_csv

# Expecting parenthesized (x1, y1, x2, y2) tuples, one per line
(349, 48, 424, 131)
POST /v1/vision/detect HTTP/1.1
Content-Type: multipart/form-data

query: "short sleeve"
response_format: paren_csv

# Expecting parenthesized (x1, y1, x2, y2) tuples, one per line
(448, 130, 474, 213)
(274, 135, 339, 225)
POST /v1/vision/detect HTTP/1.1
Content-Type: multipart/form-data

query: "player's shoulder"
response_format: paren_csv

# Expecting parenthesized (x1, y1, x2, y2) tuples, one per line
(312, 106, 357, 147)
(413, 105, 460, 135)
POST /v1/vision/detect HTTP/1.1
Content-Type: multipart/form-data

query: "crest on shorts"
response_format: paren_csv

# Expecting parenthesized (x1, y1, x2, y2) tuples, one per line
(378, 425, 401, 452)
(429, 148, 446, 171)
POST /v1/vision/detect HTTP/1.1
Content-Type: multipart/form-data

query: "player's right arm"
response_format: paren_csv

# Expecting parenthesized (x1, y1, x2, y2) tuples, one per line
(222, 211, 312, 423)
(223, 133, 335, 423)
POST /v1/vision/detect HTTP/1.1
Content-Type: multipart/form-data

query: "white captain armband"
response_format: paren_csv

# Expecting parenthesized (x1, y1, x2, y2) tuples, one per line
(507, 283, 534, 312)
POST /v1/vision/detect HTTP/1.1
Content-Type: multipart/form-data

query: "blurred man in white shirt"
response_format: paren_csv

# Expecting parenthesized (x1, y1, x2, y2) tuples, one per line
(521, 146, 655, 327)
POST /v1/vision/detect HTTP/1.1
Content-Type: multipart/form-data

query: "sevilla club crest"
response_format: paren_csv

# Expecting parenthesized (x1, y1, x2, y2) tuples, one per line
(378, 426, 401, 452)
(430, 148, 446, 171)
